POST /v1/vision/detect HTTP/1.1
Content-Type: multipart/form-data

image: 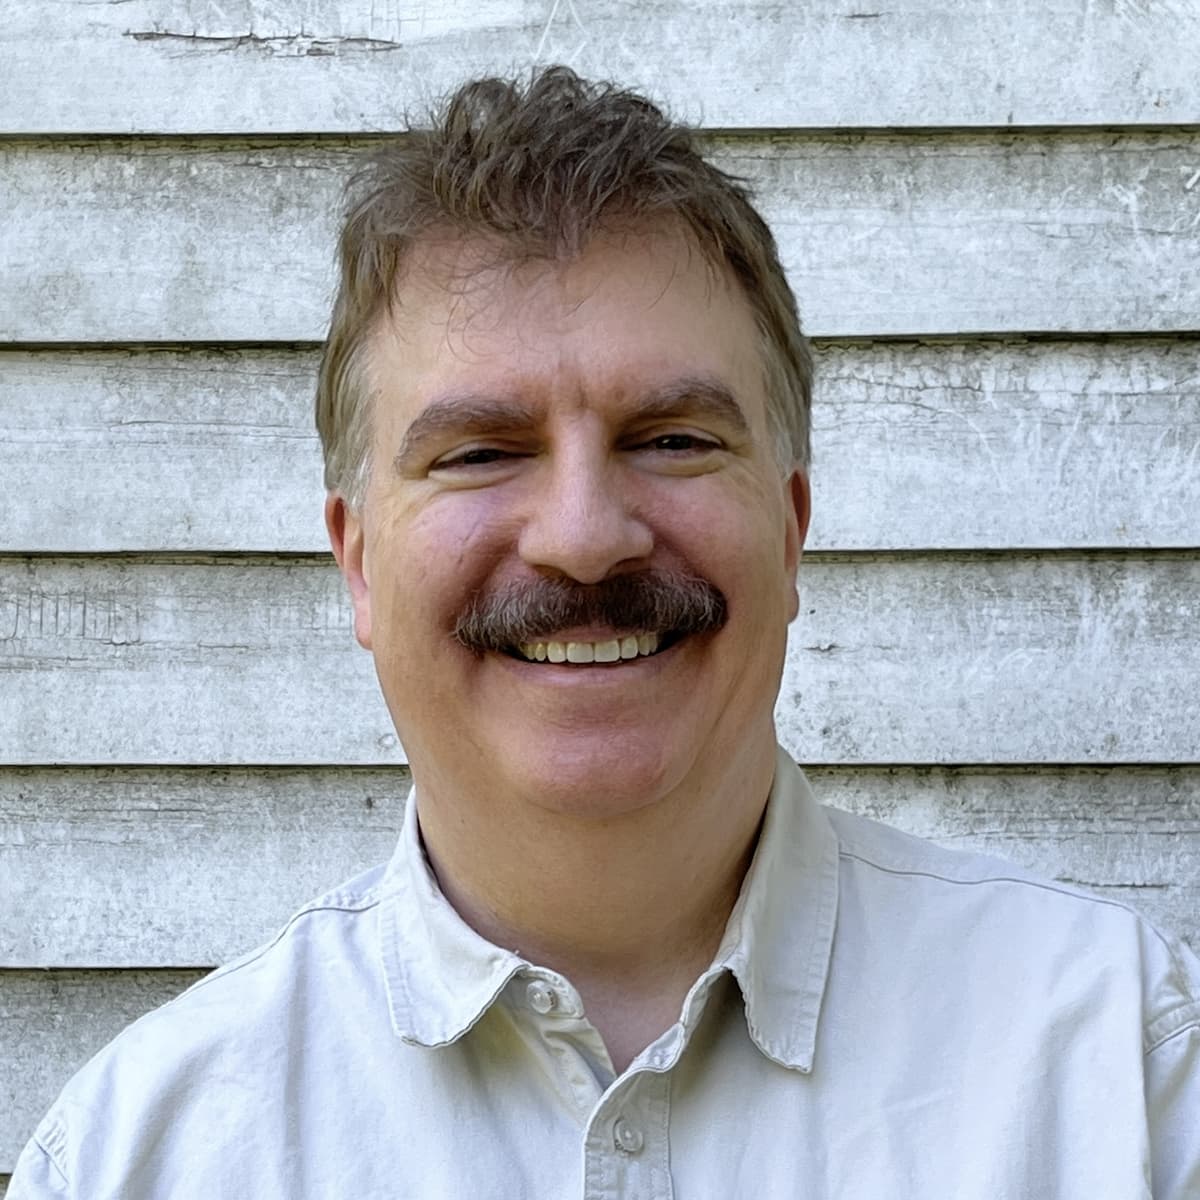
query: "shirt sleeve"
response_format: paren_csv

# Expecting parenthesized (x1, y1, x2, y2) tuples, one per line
(1146, 1014, 1200, 1199)
(7, 1122, 72, 1200)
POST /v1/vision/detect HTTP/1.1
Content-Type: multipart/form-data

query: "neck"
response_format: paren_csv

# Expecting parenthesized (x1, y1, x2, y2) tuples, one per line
(412, 733, 777, 1069)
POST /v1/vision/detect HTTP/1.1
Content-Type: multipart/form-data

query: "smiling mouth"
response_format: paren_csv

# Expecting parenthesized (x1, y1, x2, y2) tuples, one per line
(510, 632, 675, 664)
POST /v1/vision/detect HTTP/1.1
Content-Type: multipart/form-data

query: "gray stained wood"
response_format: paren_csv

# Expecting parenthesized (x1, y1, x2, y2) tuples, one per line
(1, 1, 1196, 133)
(1, 554, 1196, 768)
(4, 338, 1199, 553)
(3, 132, 1199, 343)
(1, 767, 412, 967)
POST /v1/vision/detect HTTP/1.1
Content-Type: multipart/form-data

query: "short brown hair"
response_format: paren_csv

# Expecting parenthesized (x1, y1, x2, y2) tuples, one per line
(316, 67, 812, 507)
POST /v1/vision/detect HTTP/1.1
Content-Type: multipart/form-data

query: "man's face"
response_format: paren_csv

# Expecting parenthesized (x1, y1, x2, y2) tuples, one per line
(329, 224, 808, 815)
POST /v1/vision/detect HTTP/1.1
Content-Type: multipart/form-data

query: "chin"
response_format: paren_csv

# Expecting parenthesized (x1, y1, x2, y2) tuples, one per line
(504, 735, 688, 820)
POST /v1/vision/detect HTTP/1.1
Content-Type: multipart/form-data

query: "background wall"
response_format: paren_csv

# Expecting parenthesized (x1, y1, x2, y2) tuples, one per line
(2, 2, 1199, 1187)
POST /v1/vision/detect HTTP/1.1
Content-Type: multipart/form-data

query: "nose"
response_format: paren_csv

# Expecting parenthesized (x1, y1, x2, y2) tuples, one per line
(517, 450, 654, 584)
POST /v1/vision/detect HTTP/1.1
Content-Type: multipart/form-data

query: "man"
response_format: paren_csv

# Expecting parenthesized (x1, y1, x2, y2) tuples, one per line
(12, 68, 1199, 1198)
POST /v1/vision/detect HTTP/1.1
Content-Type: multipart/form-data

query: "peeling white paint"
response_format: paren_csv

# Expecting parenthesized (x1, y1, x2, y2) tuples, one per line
(3, 0, 1199, 132)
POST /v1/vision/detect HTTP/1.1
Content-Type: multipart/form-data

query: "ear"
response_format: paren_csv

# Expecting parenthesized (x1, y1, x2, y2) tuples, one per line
(783, 470, 811, 622)
(325, 494, 373, 651)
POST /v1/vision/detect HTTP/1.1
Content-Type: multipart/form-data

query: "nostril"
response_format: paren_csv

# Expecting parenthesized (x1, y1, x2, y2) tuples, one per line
(516, 497, 654, 582)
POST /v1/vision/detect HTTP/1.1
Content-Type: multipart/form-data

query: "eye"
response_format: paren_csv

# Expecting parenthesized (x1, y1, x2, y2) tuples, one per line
(640, 433, 721, 454)
(430, 446, 518, 471)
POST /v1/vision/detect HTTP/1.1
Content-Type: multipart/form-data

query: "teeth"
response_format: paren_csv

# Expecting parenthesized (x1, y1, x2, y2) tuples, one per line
(517, 633, 664, 664)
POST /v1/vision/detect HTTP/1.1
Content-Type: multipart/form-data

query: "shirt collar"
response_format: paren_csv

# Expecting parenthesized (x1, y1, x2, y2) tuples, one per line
(378, 746, 840, 1070)
(378, 794, 527, 1047)
(714, 745, 840, 1072)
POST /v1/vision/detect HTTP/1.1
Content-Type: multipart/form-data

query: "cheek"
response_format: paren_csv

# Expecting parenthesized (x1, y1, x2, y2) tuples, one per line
(670, 485, 787, 576)
(368, 496, 515, 634)
(706, 502, 795, 627)
(441, 502, 512, 572)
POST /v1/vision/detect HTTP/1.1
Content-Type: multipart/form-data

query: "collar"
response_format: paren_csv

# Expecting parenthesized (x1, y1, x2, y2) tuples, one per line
(378, 791, 527, 1047)
(712, 746, 840, 1071)
(378, 746, 840, 1070)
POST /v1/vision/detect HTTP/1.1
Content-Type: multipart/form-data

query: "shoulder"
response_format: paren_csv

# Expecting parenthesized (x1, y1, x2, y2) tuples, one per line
(828, 799, 1163, 920)
(22, 862, 393, 1192)
(823, 804, 1200, 1049)
(179, 859, 389, 1002)
(138, 859, 390, 1037)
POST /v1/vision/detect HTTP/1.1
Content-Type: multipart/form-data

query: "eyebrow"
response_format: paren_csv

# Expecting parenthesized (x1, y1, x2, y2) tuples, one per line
(630, 375, 752, 439)
(392, 394, 540, 474)
(391, 373, 752, 474)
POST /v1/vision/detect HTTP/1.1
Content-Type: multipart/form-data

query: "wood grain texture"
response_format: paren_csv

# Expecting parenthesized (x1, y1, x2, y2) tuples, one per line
(4, 338, 1199, 553)
(0, 347, 330, 554)
(4, 132, 1199, 343)
(1, 767, 411, 967)
(1, 553, 1196, 768)
(1, 1, 1196, 134)
(2, 765, 1196, 968)
(0, 970, 206, 1174)
(812, 338, 1200, 551)
(780, 552, 1200, 767)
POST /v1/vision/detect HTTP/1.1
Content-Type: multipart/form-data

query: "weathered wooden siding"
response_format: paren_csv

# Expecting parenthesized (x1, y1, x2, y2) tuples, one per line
(0, 767, 412, 967)
(1, 971, 206, 1183)
(5, 133, 1200, 342)
(1, 1, 1196, 132)
(4, 339, 1199, 553)
(2, 0, 1196, 1182)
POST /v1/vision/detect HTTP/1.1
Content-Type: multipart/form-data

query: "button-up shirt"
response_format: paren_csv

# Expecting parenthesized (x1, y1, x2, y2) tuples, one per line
(12, 750, 1200, 1198)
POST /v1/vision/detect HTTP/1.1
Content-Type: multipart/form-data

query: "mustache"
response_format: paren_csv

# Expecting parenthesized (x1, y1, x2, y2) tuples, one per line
(454, 570, 728, 653)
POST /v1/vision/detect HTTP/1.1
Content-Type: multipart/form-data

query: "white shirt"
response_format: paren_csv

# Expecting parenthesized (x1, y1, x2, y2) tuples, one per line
(11, 750, 1200, 1198)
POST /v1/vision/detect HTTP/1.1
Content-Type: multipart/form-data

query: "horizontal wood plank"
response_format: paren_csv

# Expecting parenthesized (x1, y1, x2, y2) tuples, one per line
(811, 339, 1200, 551)
(2, 766, 1196, 968)
(3, 132, 1199, 342)
(4, 759, 1197, 1166)
(0, 970, 206, 1174)
(1, 767, 411, 967)
(1, 1, 1197, 134)
(0, 347, 329, 554)
(4, 338, 1199, 553)
(780, 552, 1200, 766)
(0, 554, 1196, 767)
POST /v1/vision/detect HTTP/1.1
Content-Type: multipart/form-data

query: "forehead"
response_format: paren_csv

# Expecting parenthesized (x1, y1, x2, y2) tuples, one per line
(364, 224, 769, 429)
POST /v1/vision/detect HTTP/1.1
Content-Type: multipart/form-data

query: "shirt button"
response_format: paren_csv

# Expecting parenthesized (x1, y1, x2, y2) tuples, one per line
(613, 1117, 644, 1155)
(525, 980, 558, 1014)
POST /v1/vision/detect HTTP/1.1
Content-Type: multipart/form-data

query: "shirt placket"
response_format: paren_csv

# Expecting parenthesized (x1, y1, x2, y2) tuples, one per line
(582, 1069, 673, 1200)
(512, 968, 679, 1199)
